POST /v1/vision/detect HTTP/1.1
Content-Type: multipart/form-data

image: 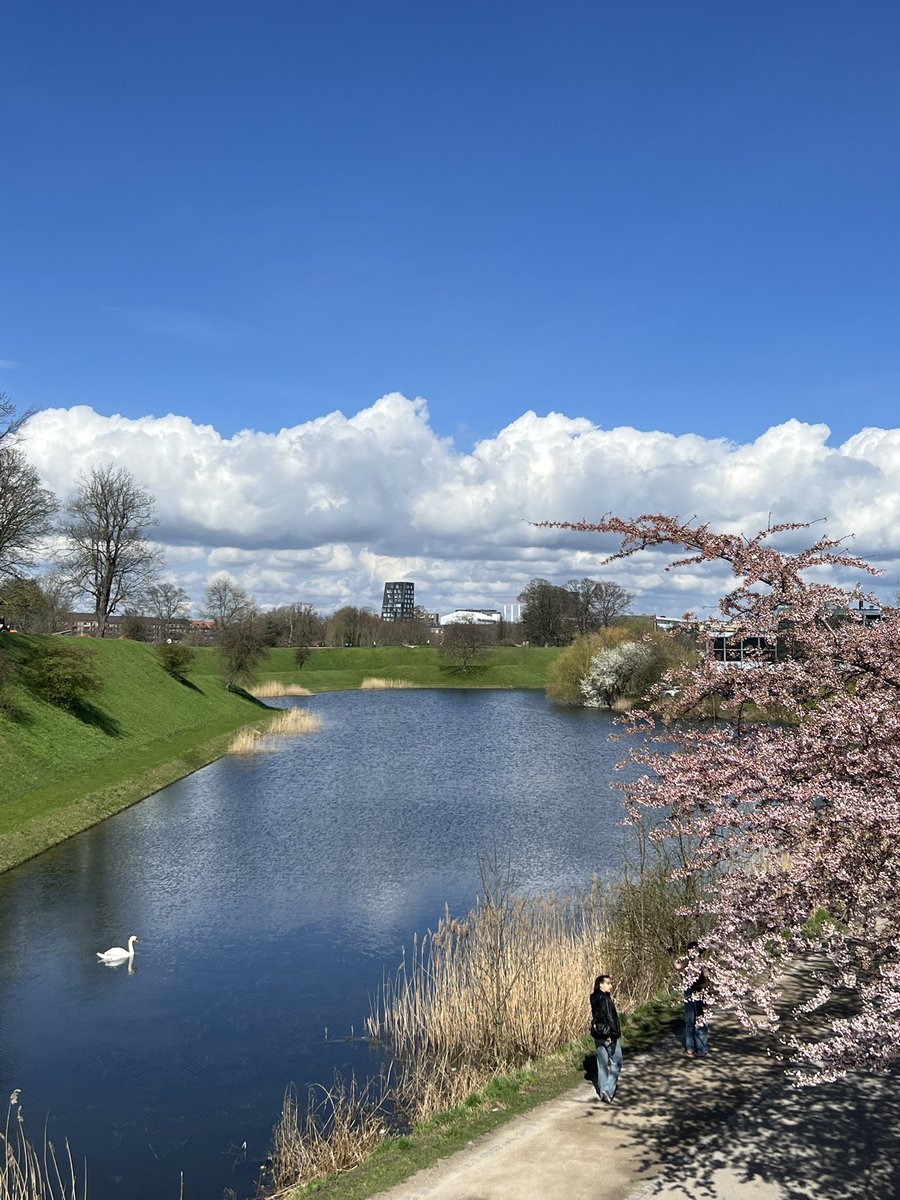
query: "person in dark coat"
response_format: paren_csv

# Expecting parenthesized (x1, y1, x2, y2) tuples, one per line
(590, 973, 622, 1102)
(674, 943, 709, 1057)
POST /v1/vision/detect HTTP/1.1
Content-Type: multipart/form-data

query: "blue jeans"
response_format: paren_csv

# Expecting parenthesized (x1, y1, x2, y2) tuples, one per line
(684, 1001, 708, 1055)
(595, 1038, 623, 1098)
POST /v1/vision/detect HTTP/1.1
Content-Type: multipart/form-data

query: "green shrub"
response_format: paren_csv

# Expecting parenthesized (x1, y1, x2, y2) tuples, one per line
(25, 640, 102, 708)
(156, 641, 196, 679)
(546, 627, 696, 707)
(545, 632, 624, 705)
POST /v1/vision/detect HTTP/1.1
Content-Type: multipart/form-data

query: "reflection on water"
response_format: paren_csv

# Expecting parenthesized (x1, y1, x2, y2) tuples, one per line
(0, 690, 632, 1200)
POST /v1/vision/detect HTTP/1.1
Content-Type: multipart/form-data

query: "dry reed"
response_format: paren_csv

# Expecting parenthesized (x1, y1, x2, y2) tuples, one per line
(366, 886, 610, 1118)
(262, 849, 692, 1192)
(267, 708, 322, 736)
(228, 707, 322, 754)
(1, 1092, 85, 1200)
(263, 1077, 387, 1196)
(367, 853, 689, 1121)
(359, 678, 416, 689)
(228, 726, 263, 754)
(250, 681, 314, 698)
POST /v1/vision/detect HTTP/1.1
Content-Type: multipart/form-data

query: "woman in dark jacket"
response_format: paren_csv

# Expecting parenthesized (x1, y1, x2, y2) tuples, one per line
(590, 973, 622, 1102)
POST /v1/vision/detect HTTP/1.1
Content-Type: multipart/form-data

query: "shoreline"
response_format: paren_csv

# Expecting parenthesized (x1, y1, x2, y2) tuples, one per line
(0, 722, 267, 874)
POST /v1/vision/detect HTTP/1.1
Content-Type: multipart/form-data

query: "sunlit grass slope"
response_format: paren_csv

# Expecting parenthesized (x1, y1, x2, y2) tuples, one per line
(0, 636, 266, 870)
(258, 645, 561, 692)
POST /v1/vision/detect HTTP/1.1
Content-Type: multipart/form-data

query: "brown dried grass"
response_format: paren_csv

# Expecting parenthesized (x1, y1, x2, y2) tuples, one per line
(366, 887, 611, 1118)
(263, 1077, 388, 1196)
(359, 678, 416, 689)
(268, 707, 322, 736)
(367, 853, 689, 1121)
(1, 1092, 85, 1199)
(227, 726, 263, 755)
(262, 848, 690, 1191)
(228, 706, 322, 754)
(250, 681, 314, 698)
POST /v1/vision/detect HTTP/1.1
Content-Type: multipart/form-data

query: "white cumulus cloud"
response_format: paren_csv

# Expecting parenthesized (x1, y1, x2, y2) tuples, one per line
(22, 395, 900, 617)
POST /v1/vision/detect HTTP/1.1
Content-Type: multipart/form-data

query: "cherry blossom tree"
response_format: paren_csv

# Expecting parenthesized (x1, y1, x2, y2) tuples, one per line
(543, 513, 900, 1083)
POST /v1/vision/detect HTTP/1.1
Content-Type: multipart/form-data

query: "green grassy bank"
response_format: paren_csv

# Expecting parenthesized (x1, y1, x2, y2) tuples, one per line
(0, 636, 267, 872)
(261, 644, 560, 691)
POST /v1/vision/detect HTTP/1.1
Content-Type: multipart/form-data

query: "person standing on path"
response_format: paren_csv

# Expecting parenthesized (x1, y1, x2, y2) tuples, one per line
(590, 973, 623, 1103)
(674, 943, 709, 1057)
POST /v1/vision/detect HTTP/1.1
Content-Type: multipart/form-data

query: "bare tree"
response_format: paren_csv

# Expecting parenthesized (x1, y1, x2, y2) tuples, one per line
(292, 602, 323, 646)
(220, 606, 266, 689)
(286, 602, 323, 669)
(41, 572, 78, 633)
(0, 396, 57, 580)
(593, 579, 634, 627)
(263, 602, 324, 648)
(564, 578, 599, 635)
(440, 618, 491, 674)
(146, 581, 190, 624)
(376, 615, 431, 646)
(201, 574, 265, 688)
(144, 580, 191, 642)
(327, 605, 378, 647)
(518, 578, 568, 646)
(203, 575, 253, 633)
(0, 392, 35, 444)
(220, 611, 267, 689)
(58, 464, 163, 637)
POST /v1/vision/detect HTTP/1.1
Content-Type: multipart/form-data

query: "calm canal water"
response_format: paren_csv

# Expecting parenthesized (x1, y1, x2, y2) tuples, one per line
(0, 690, 634, 1200)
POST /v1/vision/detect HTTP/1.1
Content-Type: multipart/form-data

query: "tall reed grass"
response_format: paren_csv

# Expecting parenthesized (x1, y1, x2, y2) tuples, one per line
(263, 845, 698, 1192)
(250, 682, 314, 698)
(367, 877, 608, 1118)
(263, 1077, 388, 1197)
(1, 1092, 85, 1200)
(359, 678, 416, 689)
(228, 707, 322, 754)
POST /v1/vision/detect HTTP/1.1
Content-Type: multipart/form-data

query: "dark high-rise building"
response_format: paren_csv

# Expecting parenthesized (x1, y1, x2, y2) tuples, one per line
(381, 581, 415, 622)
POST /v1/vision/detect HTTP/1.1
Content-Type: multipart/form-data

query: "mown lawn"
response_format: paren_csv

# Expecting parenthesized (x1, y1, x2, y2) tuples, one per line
(259, 645, 560, 691)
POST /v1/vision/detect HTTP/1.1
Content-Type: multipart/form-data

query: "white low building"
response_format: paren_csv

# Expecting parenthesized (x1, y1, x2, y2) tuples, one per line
(441, 608, 502, 626)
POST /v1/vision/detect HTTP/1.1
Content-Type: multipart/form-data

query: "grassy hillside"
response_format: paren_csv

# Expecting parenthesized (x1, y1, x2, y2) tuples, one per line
(0, 636, 267, 871)
(259, 644, 561, 691)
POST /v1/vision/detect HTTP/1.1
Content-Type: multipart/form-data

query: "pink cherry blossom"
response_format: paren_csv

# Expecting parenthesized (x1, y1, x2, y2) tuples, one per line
(542, 514, 900, 1084)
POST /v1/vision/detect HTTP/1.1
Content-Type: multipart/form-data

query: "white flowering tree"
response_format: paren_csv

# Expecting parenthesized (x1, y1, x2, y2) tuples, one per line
(544, 513, 900, 1083)
(580, 641, 651, 708)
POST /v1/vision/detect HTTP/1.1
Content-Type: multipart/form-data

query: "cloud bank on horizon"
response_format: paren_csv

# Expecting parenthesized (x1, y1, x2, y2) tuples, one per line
(24, 395, 900, 618)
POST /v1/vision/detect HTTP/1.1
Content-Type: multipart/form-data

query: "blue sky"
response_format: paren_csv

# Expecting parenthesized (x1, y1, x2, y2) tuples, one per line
(6, 1, 900, 447)
(8, 3, 900, 614)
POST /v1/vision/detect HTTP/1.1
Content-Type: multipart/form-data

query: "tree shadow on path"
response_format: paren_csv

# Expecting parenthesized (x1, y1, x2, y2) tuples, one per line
(606, 1019, 899, 1199)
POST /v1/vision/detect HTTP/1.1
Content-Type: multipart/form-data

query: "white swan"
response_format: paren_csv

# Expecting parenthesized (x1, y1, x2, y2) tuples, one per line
(97, 935, 138, 963)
